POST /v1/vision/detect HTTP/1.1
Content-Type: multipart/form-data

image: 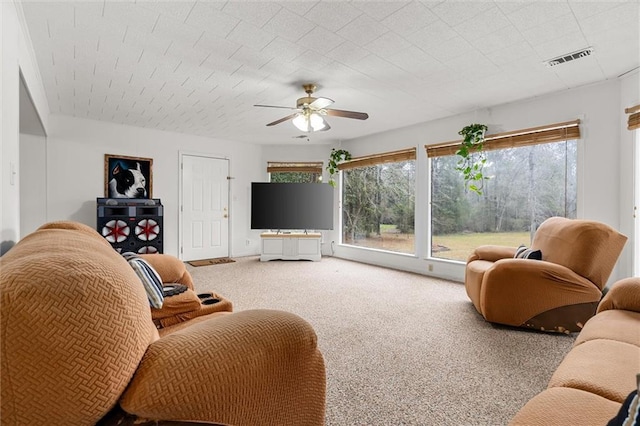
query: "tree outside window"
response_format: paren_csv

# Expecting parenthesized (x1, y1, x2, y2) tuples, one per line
(341, 152, 416, 255)
(430, 140, 577, 262)
(267, 162, 323, 183)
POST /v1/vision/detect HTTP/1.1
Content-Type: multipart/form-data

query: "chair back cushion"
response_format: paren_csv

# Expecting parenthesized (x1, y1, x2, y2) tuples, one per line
(532, 217, 627, 289)
(1, 221, 158, 425)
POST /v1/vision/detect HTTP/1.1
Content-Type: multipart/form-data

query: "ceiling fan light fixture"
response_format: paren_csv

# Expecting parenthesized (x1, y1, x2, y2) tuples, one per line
(292, 112, 326, 132)
(309, 113, 326, 131)
(292, 113, 309, 132)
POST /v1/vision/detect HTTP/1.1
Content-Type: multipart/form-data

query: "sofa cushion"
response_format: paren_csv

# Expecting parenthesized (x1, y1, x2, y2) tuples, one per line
(598, 277, 640, 314)
(531, 217, 627, 290)
(574, 310, 640, 348)
(1, 222, 158, 425)
(509, 387, 621, 426)
(120, 310, 326, 424)
(548, 339, 640, 403)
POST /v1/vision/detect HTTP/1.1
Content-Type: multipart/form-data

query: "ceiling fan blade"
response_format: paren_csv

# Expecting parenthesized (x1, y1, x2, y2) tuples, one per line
(266, 113, 298, 126)
(325, 109, 369, 120)
(309, 97, 333, 110)
(254, 104, 298, 110)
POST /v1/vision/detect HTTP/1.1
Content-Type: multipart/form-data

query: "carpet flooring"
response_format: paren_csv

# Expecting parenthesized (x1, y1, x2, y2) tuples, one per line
(187, 256, 576, 426)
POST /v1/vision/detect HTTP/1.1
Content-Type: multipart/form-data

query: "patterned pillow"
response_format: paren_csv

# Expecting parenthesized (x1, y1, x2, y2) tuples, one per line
(122, 252, 164, 308)
(607, 388, 639, 426)
(514, 245, 542, 260)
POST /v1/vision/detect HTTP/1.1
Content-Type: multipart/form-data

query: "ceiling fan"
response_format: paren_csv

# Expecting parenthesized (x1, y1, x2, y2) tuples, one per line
(254, 84, 369, 133)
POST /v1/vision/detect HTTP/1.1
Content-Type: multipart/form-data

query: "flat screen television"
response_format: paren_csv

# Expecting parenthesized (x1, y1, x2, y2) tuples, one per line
(251, 182, 334, 230)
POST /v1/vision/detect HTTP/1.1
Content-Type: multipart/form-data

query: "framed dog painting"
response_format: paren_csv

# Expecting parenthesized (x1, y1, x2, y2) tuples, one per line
(104, 154, 153, 199)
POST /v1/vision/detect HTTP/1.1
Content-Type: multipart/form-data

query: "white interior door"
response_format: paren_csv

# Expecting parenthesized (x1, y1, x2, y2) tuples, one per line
(181, 154, 229, 261)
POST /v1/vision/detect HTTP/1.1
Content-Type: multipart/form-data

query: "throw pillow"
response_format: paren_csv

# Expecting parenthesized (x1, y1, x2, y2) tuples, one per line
(122, 252, 164, 309)
(607, 388, 639, 426)
(514, 245, 542, 260)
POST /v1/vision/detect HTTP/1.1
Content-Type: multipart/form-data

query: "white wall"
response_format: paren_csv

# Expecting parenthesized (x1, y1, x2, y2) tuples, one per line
(618, 71, 640, 277)
(19, 133, 46, 236)
(1, 2, 21, 253)
(334, 79, 635, 283)
(1, 1, 50, 253)
(43, 114, 264, 258)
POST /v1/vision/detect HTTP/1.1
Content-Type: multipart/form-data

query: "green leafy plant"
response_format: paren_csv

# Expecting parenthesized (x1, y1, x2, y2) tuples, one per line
(456, 123, 489, 195)
(326, 148, 351, 188)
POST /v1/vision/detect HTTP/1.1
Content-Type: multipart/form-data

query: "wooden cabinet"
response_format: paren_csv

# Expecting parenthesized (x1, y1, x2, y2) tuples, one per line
(260, 233, 322, 261)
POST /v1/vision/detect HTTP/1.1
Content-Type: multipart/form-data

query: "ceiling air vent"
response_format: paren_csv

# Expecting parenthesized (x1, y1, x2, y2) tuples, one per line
(545, 47, 594, 67)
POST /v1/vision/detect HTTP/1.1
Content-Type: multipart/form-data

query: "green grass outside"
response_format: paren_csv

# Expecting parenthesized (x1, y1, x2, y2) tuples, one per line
(347, 225, 532, 262)
(432, 231, 532, 262)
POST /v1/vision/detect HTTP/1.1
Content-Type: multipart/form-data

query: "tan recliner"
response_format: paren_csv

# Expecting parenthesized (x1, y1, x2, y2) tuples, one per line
(465, 217, 627, 333)
(1, 221, 326, 425)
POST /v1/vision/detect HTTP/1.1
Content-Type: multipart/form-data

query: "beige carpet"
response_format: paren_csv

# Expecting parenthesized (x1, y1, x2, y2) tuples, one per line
(187, 256, 576, 426)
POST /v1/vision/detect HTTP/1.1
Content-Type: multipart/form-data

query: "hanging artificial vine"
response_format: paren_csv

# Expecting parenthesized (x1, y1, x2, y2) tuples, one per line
(326, 148, 351, 188)
(456, 123, 489, 195)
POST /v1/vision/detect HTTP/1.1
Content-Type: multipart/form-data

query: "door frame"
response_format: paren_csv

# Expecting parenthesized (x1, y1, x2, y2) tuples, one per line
(178, 151, 231, 261)
(634, 130, 639, 276)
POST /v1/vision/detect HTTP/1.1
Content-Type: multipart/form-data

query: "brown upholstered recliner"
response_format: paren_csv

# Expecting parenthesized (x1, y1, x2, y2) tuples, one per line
(465, 217, 627, 333)
(1, 221, 326, 426)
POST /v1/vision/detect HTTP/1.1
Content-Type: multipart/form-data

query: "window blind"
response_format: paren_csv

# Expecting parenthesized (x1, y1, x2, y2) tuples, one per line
(425, 120, 581, 158)
(267, 161, 323, 173)
(337, 148, 416, 171)
(625, 105, 640, 130)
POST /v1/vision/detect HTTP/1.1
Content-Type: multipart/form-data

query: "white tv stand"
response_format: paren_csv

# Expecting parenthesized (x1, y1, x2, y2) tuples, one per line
(260, 232, 322, 262)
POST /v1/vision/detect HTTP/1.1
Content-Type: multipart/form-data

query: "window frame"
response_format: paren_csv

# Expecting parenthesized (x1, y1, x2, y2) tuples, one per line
(338, 148, 417, 256)
(425, 120, 582, 263)
(267, 161, 323, 183)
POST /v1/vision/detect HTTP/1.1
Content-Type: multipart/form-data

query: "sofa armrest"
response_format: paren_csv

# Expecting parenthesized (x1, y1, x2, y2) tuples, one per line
(140, 254, 194, 289)
(597, 277, 640, 314)
(150, 290, 202, 320)
(120, 309, 325, 426)
(481, 259, 601, 326)
(467, 245, 517, 263)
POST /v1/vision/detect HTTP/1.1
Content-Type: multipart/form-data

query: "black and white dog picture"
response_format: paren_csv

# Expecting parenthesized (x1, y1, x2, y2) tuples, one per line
(104, 154, 153, 199)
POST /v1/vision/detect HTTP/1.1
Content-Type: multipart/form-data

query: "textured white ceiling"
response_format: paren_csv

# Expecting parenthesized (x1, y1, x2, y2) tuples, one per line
(20, 0, 640, 145)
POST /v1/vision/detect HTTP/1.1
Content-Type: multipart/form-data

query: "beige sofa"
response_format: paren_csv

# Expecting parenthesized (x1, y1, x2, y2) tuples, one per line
(510, 277, 640, 425)
(1, 221, 326, 425)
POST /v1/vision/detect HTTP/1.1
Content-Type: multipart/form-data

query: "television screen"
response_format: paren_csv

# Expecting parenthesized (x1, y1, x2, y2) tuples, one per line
(251, 182, 334, 230)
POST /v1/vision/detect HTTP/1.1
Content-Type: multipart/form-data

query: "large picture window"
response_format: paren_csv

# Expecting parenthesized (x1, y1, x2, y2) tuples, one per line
(340, 149, 416, 255)
(267, 161, 323, 183)
(427, 121, 579, 262)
